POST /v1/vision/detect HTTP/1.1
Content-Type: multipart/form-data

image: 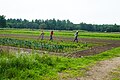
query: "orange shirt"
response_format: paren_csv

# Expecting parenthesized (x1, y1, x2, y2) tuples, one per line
(51, 31, 53, 35)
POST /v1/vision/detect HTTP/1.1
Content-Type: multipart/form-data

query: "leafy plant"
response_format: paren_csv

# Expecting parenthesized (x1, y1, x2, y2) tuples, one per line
(0, 38, 95, 53)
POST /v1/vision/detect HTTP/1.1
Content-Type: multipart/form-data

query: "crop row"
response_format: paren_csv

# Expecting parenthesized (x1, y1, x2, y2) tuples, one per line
(0, 38, 92, 52)
(0, 38, 65, 52)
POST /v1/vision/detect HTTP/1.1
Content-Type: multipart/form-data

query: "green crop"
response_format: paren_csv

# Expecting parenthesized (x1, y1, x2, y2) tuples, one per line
(0, 38, 95, 53)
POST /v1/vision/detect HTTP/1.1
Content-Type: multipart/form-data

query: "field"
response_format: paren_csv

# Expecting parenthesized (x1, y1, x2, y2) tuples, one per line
(1, 29, 120, 40)
(0, 29, 120, 79)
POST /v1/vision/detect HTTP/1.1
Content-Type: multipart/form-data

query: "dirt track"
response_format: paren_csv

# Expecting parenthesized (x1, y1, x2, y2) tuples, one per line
(74, 57, 120, 80)
(0, 34, 120, 57)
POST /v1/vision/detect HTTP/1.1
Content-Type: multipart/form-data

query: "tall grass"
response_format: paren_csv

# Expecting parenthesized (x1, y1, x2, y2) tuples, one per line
(0, 47, 120, 80)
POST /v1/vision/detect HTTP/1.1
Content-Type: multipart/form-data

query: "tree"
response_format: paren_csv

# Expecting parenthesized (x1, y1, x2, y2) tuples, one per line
(39, 23, 47, 29)
(0, 15, 6, 28)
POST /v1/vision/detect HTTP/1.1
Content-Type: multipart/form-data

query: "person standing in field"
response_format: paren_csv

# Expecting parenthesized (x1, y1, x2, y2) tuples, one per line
(38, 30, 44, 40)
(50, 31, 53, 40)
(74, 31, 79, 42)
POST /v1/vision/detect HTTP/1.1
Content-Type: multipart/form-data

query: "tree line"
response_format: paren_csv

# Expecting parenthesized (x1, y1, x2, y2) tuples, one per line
(0, 15, 120, 32)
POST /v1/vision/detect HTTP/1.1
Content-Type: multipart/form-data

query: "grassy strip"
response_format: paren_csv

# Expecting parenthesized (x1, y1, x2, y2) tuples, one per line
(0, 47, 120, 80)
(0, 29, 120, 40)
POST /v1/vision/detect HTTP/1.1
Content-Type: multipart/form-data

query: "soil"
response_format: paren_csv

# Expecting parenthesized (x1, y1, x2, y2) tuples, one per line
(75, 57, 120, 80)
(68, 44, 120, 58)
(0, 34, 120, 57)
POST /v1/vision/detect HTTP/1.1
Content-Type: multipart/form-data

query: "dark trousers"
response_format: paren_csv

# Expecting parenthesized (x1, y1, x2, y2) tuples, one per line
(74, 36, 78, 42)
(50, 35, 53, 40)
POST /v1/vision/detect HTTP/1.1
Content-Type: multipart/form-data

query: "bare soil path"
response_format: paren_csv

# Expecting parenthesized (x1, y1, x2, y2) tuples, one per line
(75, 57, 120, 80)
(68, 43, 120, 58)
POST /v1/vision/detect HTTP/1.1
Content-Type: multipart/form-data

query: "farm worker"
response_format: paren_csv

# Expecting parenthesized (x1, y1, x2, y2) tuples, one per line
(38, 30, 44, 40)
(50, 31, 53, 40)
(74, 31, 79, 42)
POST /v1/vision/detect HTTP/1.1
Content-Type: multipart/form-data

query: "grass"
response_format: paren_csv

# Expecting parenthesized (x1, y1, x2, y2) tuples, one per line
(0, 47, 120, 80)
(0, 29, 120, 40)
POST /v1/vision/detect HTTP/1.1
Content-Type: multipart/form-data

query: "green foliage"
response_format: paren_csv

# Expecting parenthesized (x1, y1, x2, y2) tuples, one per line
(0, 38, 94, 53)
(0, 47, 120, 79)
(0, 53, 56, 79)
(6, 18, 74, 30)
(1, 29, 120, 40)
(4, 17, 120, 32)
(0, 15, 6, 28)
